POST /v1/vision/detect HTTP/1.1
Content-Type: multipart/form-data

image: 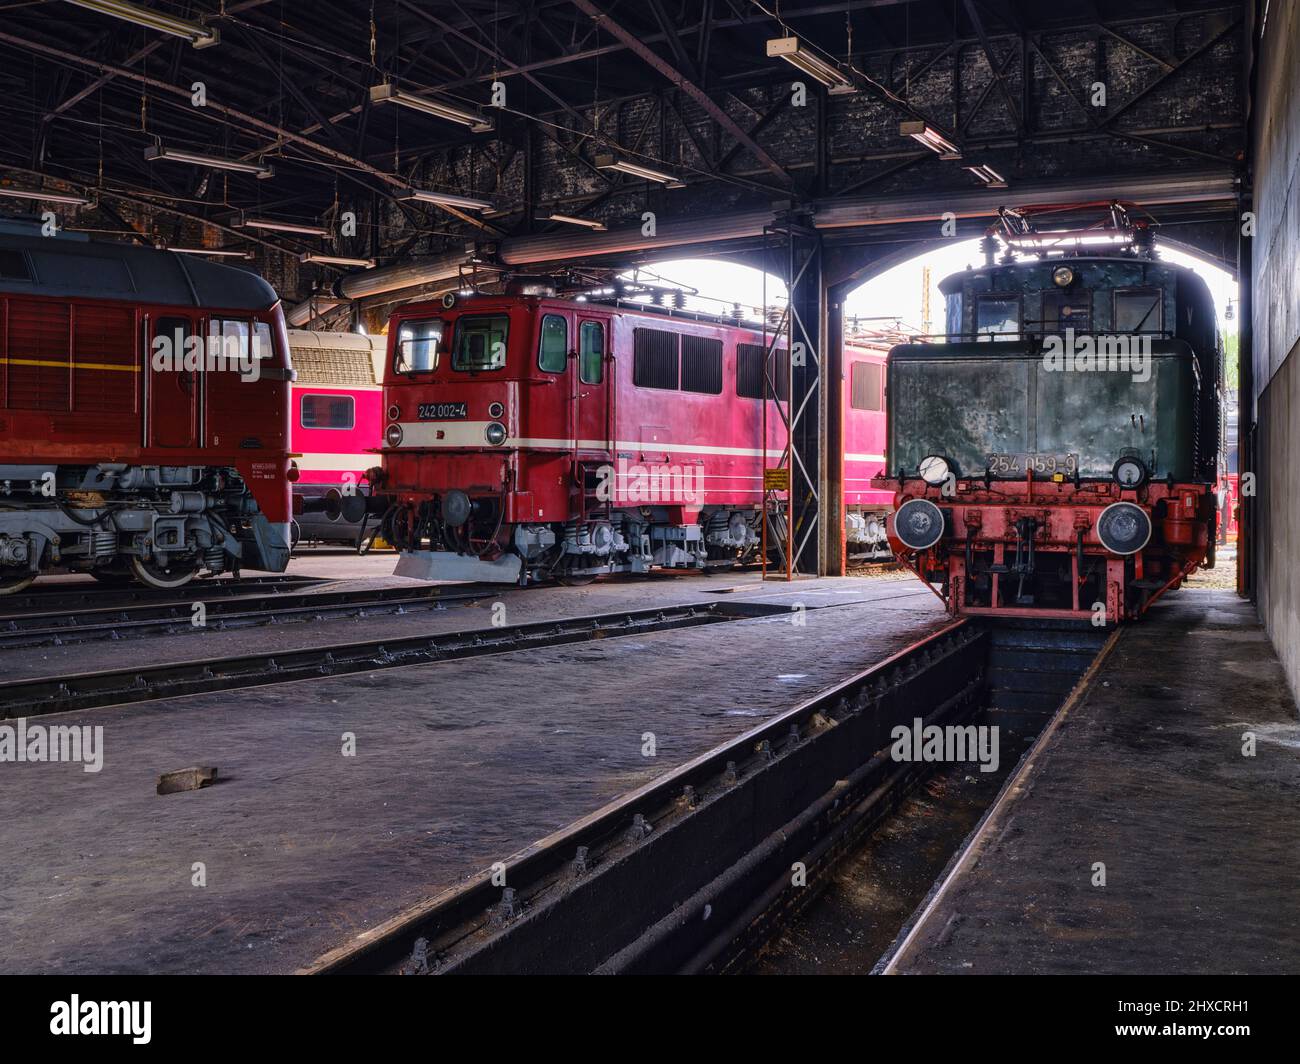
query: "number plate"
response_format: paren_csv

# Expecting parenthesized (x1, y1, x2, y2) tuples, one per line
(986, 452, 1078, 477)
(417, 402, 468, 420)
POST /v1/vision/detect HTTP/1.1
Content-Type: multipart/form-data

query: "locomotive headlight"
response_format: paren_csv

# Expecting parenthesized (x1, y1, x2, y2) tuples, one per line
(1052, 265, 1075, 287)
(918, 454, 952, 486)
(893, 498, 946, 551)
(387, 404, 401, 421)
(484, 421, 507, 446)
(385, 423, 404, 447)
(1112, 457, 1147, 488)
(488, 401, 505, 419)
(1096, 501, 1152, 556)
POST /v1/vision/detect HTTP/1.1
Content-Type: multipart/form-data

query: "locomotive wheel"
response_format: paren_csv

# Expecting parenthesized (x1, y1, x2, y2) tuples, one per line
(129, 556, 198, 590)
(0, 571, 37, 596)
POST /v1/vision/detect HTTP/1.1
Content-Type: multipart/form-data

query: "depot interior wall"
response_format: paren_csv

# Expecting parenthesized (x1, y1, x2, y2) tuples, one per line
(1251, 0, 1300, 700)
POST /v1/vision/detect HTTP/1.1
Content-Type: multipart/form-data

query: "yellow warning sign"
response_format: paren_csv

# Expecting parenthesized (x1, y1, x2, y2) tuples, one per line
(763, 467, 790, 491)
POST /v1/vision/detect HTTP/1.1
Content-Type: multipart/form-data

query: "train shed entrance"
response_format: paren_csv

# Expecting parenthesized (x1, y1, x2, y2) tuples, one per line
(0, 0, 1297, 1006)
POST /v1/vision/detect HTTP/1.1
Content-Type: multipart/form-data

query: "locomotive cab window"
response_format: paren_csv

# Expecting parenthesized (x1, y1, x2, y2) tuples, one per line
(395, 318, 445, 374)
(976, 296, 1020, 340)
(209, 318, 251, 368)
(300, 394, 355, 430)
(1041, 290, 1092, 333)
(850, 360, 883, 411)
(579, 321, 604, 384)
(254, 321, 276, 365)
(538, 314, 568, 373)
(453, 315, 508, 372)
(1115, 289, 1163, 333)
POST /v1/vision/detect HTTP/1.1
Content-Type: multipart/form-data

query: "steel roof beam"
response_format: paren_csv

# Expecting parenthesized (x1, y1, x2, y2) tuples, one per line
(568, 0, 793, 187)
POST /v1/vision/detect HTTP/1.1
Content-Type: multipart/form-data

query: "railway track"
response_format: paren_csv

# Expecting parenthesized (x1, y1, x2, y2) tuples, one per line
(0, 582, 500, 650)
(0, 575, 322, 618)
(0, 600, 792, 720)
(301, 619, 1110, 976)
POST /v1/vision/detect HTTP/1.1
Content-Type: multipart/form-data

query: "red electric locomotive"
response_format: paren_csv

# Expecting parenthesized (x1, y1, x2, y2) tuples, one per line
(843, 341, 892, 560)
(0, 223, 294, 592)
(875, 209, 1224, 622)
(363, 282, 829, 584)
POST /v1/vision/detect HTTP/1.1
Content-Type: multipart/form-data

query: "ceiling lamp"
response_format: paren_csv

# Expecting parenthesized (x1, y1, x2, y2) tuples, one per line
(300, 253, 375, 269)
(164, 246, 252, 259)
(398, 188, 495, 211)
(145, 145, 273, 179)
(535, 210, 606, 231)
(766, 37, 855, 95)
(231, 213, 329, 237)
(966, 164, 1008, 189)
(0, 186, 91, 206)
(593, 154, 685, 189)
(900, 120, 962, 160)
(369, 82, 493, 133)
(65, 0, 220, 48)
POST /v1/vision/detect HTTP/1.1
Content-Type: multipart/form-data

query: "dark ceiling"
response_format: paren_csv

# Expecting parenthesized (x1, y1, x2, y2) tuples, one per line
(0, 1, 1248, 287)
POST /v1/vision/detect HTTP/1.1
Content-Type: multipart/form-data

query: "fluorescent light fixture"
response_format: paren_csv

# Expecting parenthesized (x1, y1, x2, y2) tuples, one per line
(231, 212, 329, 237)
(369, 81, 493, 133)
(900, 120, 962, 160)
(398, 188, 494, 211)
(300, 253, 375, 268)
(593, 153, 685, 189)
(66, 0, 220, 48)
(165, 246, 252, 259)
(0, 186, 91, 206)
(535, 210, 606, 231)
(766, 37, 855, 94)
(145, 145, 273, 179)
(966, 164, 1008, 189)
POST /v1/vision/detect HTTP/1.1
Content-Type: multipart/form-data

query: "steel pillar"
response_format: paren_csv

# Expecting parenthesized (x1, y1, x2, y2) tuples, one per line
(762, 211, 826, 577)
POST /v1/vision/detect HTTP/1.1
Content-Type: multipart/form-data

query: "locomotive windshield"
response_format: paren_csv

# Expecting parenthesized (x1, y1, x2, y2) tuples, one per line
(887, 345, 1197, 482)
(976, 296, 1019, 340)
(453, 314, 509, 371)
(1114, 289, 1163, 333)
(395, 317, 445, 374)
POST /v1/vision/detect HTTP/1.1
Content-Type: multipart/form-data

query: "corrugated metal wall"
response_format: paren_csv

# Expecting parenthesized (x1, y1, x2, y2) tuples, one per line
(1251, 0, 1300, 701)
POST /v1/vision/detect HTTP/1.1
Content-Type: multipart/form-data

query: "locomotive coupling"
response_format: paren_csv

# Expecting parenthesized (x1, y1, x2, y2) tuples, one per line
(321, 487, 392, 524)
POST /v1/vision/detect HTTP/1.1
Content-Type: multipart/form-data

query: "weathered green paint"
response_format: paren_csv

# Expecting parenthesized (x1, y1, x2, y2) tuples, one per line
(887, 340, 1199, 481)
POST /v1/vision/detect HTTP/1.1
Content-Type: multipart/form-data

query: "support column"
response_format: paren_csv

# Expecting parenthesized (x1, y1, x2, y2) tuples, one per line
(766, 210, 827, 576)
(825, 291, 846, 576)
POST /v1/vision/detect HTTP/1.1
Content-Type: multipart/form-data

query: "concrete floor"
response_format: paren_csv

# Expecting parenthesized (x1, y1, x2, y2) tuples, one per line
(0, 561, 944, 974)
(890, 589, 1300, 975)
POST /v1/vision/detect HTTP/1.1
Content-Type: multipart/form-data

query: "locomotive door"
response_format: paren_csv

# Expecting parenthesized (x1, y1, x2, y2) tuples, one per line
(575, 316, 610, 451)
(147, 315, 198, 448)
